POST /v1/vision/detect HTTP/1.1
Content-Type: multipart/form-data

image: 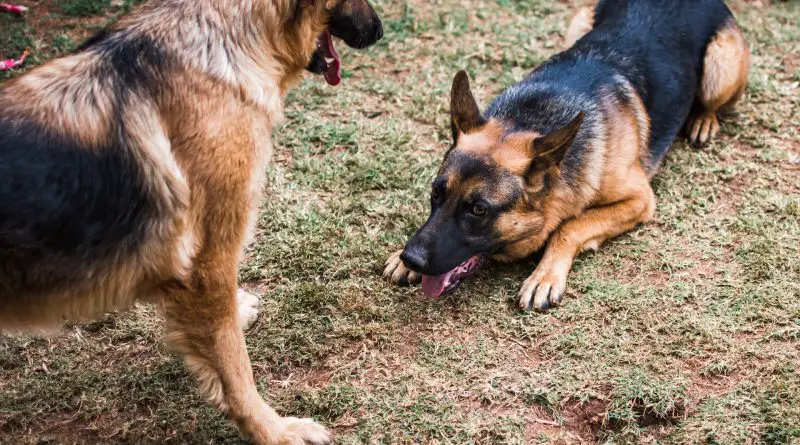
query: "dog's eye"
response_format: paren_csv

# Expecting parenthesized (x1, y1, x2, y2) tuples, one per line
(473, 203, 487, 216)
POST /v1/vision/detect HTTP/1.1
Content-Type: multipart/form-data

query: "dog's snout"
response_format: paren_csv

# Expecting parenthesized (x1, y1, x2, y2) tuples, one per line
(349, 21, 383, 49)
(400, 248, 427, 273)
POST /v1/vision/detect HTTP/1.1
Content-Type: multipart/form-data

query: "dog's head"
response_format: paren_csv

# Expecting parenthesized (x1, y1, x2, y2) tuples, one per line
(401, 71, 584, 298)
(302, 0, 383, 86)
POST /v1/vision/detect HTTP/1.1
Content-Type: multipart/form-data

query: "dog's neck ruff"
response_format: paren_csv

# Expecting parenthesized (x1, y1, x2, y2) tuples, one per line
(125, 1, 319, 116)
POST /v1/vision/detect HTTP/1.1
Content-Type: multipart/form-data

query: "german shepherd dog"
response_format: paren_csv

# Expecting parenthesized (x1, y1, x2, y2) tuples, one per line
(385, 0, 749, 312)
(0, 1, 381, 443)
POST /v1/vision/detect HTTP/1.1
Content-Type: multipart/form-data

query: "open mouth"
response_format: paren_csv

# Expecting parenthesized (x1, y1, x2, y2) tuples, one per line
(315, 30, 341, 86)
(421, 254, 488, 298)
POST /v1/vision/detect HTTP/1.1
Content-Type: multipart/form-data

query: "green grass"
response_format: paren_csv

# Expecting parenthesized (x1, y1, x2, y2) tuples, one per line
(2, 0, 799, 444)
(0, 0, 143, 81)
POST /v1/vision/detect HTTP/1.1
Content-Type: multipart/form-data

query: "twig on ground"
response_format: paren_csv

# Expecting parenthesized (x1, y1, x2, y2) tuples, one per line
(1, 4, 31, 72)
(530, 416, 562, 427)
(0, 49, 30, 71)
(0, 3, 28, 14)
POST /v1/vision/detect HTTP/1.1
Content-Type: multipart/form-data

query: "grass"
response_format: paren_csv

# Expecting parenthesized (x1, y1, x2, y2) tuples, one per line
(1, 0, 799, 444)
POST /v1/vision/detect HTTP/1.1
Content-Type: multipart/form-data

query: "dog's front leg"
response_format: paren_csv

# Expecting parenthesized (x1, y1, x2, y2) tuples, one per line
(164, 262, 330, 445)
(518, 182, 656, 312)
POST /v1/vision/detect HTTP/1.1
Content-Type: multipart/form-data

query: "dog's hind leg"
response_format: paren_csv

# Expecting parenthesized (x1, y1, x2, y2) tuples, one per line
(565, 6, 594, 48)
(687, 18, 750, 147)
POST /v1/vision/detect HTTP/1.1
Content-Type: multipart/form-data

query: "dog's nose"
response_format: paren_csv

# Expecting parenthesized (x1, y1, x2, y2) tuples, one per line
(374, 21, 384, 41)
(400, 248, 427, 273)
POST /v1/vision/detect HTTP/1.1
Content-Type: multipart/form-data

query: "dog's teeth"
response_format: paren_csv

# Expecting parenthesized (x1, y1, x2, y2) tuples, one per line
(325, 57, 335, 64)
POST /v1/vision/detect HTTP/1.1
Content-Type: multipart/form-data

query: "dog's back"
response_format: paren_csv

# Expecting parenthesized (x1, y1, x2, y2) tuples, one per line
(488, 0, 735, 172)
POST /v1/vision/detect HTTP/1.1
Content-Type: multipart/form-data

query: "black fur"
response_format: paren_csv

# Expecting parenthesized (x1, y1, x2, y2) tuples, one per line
(90, 32, 173, 101)
(0, 117, 155, 298)
(74, 29, 111, 53)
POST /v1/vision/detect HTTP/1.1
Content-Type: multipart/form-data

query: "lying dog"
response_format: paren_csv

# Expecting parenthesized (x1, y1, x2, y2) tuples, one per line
(0, 0, 381, 443)
(385, 0, 748, 312)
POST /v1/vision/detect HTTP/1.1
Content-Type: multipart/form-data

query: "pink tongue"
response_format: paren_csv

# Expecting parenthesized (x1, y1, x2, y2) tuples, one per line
(422, 271, 455, 298)
(321, 30, 341, 86)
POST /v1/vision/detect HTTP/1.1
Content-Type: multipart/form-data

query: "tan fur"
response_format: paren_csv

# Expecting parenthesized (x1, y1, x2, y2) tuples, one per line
(456, 120, 506, 157)
(3, 54, 114, 148)
(0, 1, 379, 443)
(687, 18, 750, 147)
(456, 120, 546, 177)
(617, 75, 654, 176)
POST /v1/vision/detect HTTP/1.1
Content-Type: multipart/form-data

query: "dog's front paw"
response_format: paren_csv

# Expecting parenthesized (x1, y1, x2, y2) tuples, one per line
(236, 289, 260, 331)
(276, 417, 331, 445)
(518, 267, 568, 312)
(383, 249, 421, 286)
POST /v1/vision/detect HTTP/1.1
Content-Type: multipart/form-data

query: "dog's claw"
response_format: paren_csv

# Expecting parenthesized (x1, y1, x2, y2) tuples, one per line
(687, 111, 719, 147)
(551, 290, 563, 306)
(518, 267, 567, 312)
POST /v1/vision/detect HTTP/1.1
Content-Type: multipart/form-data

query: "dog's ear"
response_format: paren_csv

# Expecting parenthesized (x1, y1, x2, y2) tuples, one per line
(451, 70, 486, 141)
(531, 112, 584, 166)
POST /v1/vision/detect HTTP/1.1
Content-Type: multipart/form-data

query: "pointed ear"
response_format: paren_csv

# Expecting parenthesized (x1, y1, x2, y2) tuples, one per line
(532, 112, 584, 166)
(451, 70, 486, 141)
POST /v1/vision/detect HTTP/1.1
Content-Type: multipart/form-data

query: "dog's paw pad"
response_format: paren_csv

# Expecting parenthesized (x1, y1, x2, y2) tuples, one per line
(236, 289, 259, 330)
(277, 417, 331, 445)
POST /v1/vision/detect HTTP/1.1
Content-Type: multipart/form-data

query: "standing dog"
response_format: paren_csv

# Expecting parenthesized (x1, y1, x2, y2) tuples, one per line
(384, 0, 748, 312)
(0, 1, 382, 443)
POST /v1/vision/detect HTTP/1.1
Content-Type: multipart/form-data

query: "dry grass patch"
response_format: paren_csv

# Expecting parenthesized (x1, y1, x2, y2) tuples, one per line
(1, 0, 799, 443)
